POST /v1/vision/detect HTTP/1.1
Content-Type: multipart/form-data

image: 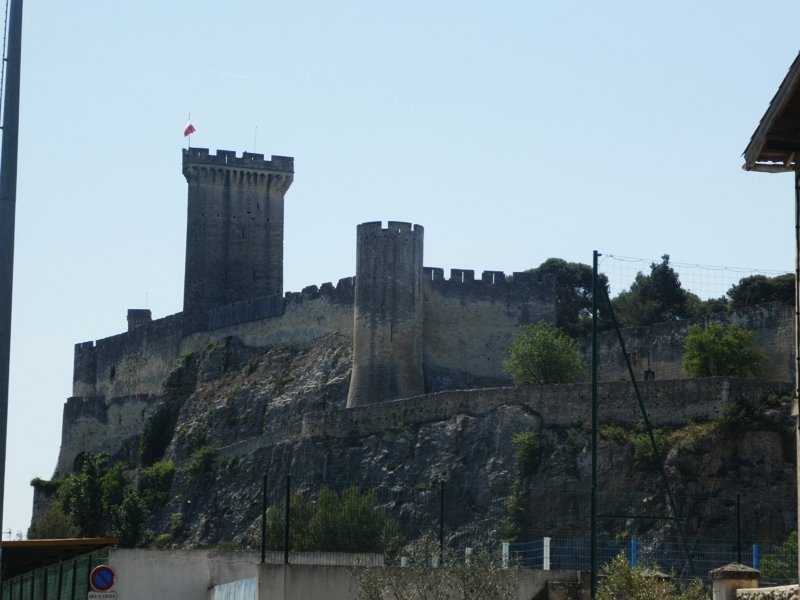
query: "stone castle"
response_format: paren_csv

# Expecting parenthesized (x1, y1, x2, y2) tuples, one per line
(54, 147, 798, 481)
(58, 147, 561, 477)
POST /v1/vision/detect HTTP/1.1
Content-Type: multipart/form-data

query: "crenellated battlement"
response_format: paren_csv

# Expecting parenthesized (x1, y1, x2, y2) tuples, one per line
(284, 277, 355, 307)
(182, 148, 293, 192)
(357, 220, 423, 237)
(183, 147, 294, 172)
(422, 266, 552, 300)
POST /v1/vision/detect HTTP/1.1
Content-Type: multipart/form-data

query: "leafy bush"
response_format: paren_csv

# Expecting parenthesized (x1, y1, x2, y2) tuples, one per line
(111, 487, 148, 547)
(502, 322, 586, 385)
(30, 477, 63, 497)
(683, 323, 764, 378)
(599, 423, 628, 443)
(511, 431, 541, 478)
(761, 531, 798, 584)
(265, 486, 402, 555)
(139, 459, 176, 510)
(597, 554, 707, 600)
(188, 445, 218, 474)
(601, 421, 714, 466)
(669, 422, 715, 453)
(629, 426, 668, 469)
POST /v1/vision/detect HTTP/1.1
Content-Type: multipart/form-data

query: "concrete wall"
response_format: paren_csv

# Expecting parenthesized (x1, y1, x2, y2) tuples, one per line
(106, 550, 385, 600)
(108, 549, 259, 600)
(257, 564, 586, 600)
(303, 378, 791, 439)
(737, 586, 799, 599)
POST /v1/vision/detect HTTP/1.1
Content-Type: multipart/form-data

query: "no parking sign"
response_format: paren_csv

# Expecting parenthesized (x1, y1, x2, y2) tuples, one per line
(89, 565, 115, 592)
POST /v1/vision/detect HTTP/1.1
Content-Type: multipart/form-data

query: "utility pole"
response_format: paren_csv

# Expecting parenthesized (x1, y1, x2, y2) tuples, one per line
(0, 0, 24, 584)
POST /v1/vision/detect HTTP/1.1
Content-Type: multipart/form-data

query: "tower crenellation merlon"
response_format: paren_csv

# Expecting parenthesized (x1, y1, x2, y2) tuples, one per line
(182, 148, 293, 193)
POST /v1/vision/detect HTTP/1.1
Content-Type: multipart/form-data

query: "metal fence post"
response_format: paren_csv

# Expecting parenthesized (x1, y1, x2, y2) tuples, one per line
(543, 537, 551, 570)
(284, 474, 291, 565)
(631, 538, 638, 567)
(502, 542, 510, 569)
(752, 543, 759, 570)
(261, 475, 267, 564)
(736, 494, 742, 564)
(439, 480, 445, 567)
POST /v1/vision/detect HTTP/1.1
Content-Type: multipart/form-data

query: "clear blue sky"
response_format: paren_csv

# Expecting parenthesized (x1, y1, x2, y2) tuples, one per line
(4, 1, 799, 536)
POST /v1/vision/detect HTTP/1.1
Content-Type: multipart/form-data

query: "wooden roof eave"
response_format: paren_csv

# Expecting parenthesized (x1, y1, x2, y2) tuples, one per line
(743, 51, 800, 173)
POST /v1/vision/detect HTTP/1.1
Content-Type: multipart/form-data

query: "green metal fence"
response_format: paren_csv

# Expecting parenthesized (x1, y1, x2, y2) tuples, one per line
(2, 548, 108, 600)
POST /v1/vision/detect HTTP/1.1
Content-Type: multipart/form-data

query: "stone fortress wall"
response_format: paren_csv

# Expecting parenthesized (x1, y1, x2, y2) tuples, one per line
(589, 301, 794, 384)
(303, 378, 792, 440)
(421, 267, 556, 392)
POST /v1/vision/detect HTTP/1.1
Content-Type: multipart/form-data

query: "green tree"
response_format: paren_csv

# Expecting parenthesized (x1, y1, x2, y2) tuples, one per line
(612, 255, 699, 327)
(27, 503, 80, 539)
(728, 273, 794, 309)
(688, 295, 730, 318)
(527, 258, 610, 338)
(502, 321, 586, 385)
(761, 531, 798, 584)
(682, 323, 764, 378)
(51, 451, 151, 545)
(111, 487, 148, 548)
(101, 462, 128, 515)
(265, 486, 402, 555)
(597, 554, 707, 600)
(58, 453, 107, 537)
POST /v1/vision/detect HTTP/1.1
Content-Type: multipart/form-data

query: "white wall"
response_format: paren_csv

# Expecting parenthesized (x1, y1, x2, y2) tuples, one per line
(108, 549, 259, 600)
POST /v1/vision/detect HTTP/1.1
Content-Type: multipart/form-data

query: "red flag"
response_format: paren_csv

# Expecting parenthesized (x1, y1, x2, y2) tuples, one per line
(183, 123, 196, 137)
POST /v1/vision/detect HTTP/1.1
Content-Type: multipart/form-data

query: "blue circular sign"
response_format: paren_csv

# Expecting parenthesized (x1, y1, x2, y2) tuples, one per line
(89, 565, 115, 592)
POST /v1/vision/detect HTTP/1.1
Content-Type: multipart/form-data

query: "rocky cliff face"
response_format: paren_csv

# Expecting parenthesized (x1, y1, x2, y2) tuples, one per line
(35, 334, 797, 553)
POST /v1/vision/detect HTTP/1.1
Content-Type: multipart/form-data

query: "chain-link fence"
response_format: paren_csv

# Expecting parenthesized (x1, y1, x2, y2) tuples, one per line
(257, 475, 796, 585)
(508, 536, 796, 585)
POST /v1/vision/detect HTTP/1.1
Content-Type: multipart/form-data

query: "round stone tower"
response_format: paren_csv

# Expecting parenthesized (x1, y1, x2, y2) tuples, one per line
(347, 221, 424, 407)
(181, 148, 293, 329)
